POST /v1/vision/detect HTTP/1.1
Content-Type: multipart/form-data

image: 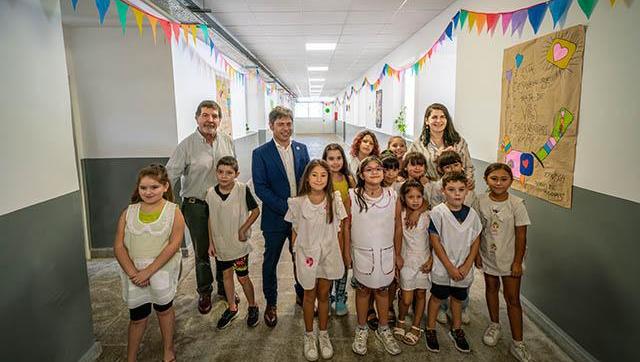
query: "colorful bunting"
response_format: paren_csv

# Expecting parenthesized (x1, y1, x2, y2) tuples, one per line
(452, 11, 460, 28)
(610, 0, 616, 6)
(511, 9, 528, 36)
(115, 0, 129, 34)
(95, 0, 110, 25)
(171, 22, 180, 43)
(190, 24, 198, 44)
(550, 0, 572, 28)
(199, 24, 209, 44)
(71, 0, 79, 11)
(528, 2, 549, 34)
(147, 15, 158, 43)
(468, 12, 477, 32)
(501, 12, 513, 35)
(577, 0, 598, 18)
(159, 20, 171, 43)
(445, 22, 453, 39)
(476, 13, 487, 34)
(132, 7, 144, 36)
(486, 13, 500, 35)
(181, 24, 189, 43)
(459, 10, 469, 28)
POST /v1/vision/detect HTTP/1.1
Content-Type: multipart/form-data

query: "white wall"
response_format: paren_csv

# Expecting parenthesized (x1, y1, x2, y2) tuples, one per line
(246, 70, 266, 130)
(172, 39, 217, 142)
(0, 0, 79, 216)
(231, 74, 248, 138)
(64, 26, 178, 158)
(452, 0, 640, 203)
(295, 118, 336, 134)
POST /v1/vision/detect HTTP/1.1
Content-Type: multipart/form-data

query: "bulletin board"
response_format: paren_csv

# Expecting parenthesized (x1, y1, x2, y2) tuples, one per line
(216, 77, 233, 137)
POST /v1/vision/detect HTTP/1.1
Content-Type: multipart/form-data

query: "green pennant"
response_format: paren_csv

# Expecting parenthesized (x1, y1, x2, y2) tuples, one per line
(577, 0, 598, 19)
(459, 10, 469, 29)
(115, 0, 129, 34)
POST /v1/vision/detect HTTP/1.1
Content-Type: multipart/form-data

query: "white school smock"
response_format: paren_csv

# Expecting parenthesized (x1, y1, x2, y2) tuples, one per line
(121, 201, 181, 309)
(350, 187, 397, 289)
(205, 181, 252, 262)
(399, 210, 431, 291)
(348, 156, 362, 176)
(429, 203, 482, 288)
(285, 191, 347, 290)
(424, 180, 476, 210)
(476, 193, 531, 276)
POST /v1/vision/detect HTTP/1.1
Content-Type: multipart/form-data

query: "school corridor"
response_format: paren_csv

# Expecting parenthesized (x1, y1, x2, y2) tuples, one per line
(2, 0, 639, 361)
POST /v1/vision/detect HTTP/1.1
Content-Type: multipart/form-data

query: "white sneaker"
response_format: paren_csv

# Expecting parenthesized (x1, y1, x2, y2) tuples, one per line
(318, 331, 334, 359)
(461, 309, 471, 324)
(352, 327, 368, 355)
(510, 340, 533, 362)
(482, 322, 501, 346)
(303, 332, 319, 361)
(436, 309, 448, 324)
(375, 327, 402, 355)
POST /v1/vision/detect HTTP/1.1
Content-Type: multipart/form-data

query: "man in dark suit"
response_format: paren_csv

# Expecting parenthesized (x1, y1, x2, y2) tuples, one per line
(252, 106, 310, 327)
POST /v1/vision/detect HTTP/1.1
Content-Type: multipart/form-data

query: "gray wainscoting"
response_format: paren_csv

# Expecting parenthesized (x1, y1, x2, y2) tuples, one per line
(0, 191, 97, 361)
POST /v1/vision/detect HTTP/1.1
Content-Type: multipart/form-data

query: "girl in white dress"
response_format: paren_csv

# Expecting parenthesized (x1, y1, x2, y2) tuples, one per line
(285, 159, 348, 361)
(345, 156, 402, 356)
(114, 164, 185, 362)
(475, 163, 532, 362)
(393, 180, 432, 346)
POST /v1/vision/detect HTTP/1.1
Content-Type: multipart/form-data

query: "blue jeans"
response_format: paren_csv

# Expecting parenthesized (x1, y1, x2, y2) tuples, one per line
(262, 230, 303, 306)
(331, 270, 348, 304)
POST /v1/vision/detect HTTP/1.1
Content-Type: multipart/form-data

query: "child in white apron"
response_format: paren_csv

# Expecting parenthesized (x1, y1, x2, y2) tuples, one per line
(425, 172, 482, 355)
(284, 160, 347, 361)
(393, 180, 432, 346)
(346, 156, 402, 356)
(114, 164, 184, 362)
(476, 163, 532, 362)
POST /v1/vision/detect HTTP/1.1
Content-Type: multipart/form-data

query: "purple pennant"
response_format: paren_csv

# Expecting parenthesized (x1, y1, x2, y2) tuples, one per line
(511, 9, 528, 37)
(438, 32, 446, 44)
(95, 0, 110, 25)
(506, 69, 513, 82)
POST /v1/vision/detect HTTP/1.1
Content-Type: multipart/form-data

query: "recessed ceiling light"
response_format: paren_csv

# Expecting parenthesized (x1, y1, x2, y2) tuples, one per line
(309, 78, 325, 82)
(309, 84, 323, 88)
(305, 43, 336, 51)
(308, 66, 329, 71)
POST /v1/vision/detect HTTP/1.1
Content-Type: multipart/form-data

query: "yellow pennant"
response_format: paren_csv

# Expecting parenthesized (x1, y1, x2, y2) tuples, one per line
(468, 12, 477, 32)
(181, 24, 190, 43)
(190, 24, 198, 44)
(132, 8, 144, 37)
(610, 0, 616, 6)
(146, 15, 158, 44)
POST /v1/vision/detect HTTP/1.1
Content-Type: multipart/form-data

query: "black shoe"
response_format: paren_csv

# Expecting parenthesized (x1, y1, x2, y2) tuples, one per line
(366, 308, 379, 331)
(449, 328, 470, 353)
(197, 293, 212, 314)
(247, 306, 260, 327)
(216, 308, 238, 330)
(425, 329, 440, 353)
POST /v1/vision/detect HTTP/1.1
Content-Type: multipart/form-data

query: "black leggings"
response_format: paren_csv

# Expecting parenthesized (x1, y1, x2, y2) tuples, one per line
(129, 301, 173, 321)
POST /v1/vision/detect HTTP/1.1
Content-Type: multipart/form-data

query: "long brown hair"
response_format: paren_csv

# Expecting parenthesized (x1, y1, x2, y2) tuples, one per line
(350, 130, 380, 158)
(322, 143, 354, 187)
(354, 156, 383, 213)
(419, 103, 461, 147)
(297, 159, 335, 224)
(130, 164, 174, 204)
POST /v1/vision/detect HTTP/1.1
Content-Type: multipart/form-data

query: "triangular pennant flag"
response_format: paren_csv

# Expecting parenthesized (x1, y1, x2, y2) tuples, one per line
(610, 0, 615, 5)
(147, 15, 158, 43)
(181, 24, 189, 43)
(476, 13, 487, 34)
(445, 21, 453, 39)
(72, 0, 79, 11)
(511, 9, 528, 36)
(437, 32, 446, 44)
(427, 48, 433, 58)
(95, 0, 111, 25)
(501, 12, 513, 35)
(452, 11, 460, 29)
(460, 10, 469, 29)
(115, 0, 128, 34)
(159, 20, 171, 43)
(577, 0, 598, 18)
(468, 12, 477, 32)
(132, 8, 144, 37)
(190, 24, 198, 44)
(171, 22, 181, 43)
(549, 0, 572, 28)
(528, 2, 548, 34)
(486, 13, 500, 35)
(199, 24, 209, 44)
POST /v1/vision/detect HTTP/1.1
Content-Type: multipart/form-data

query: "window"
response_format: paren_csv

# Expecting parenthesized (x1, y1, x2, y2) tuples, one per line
(294, 102, 323, 118)
(294, 102, 308, 118)
(403, 71, 416, 136)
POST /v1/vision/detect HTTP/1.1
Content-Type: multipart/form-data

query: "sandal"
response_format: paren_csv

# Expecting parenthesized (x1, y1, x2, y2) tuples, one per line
(366, 308, 379, 331)
(392, 320, 406, 340)
(402, 326, 423, 346)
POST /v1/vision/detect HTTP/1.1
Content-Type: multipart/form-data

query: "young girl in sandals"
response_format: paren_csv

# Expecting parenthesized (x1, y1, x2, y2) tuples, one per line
(475, 163, 532, 362)
(345, 156, 402, 356)
(393, 180, 432, 346)
(285, 159, 348, 361)
(114, 164, 185, 362)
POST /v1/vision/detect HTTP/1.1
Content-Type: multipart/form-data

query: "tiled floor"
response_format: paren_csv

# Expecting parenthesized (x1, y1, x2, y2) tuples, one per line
(87, 133, 572, 361)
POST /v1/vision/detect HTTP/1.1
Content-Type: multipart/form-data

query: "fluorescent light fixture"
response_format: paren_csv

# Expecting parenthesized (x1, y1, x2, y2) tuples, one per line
(309, 85, 323, 88)
(308, 78, 325, 82)
(308, 66, 329, 71)
(305, 43, 336, 51)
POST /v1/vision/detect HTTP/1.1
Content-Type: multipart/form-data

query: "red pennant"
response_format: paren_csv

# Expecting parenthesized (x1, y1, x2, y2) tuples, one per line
(486, 13, 500, 35)
(159, 20, 172, 43)
(427, 48, 433, 58)
(171, 22, 181, 43)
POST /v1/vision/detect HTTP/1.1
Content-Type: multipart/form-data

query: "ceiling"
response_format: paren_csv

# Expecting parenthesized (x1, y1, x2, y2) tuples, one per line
(202, 0, 455, 98)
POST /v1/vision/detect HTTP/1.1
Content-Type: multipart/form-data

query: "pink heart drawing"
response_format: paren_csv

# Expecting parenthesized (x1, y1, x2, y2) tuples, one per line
(553, 43, 569, 61)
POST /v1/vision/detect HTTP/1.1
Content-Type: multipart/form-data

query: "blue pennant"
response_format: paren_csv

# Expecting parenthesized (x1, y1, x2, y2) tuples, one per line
(95, 0, 110, 25)
(71, 0, 79, 11)
(549, 0, 572, 28)
(445, 21, 453, 40)
(528, 2, 549, 34)
(452, 11, 460, 29)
